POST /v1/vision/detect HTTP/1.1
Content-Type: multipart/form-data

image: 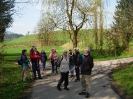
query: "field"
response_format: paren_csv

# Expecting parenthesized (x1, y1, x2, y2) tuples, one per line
(1, 30, 133, 99)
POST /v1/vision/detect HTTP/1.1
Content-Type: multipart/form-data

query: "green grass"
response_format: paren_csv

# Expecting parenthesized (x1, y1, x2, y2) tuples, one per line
(0, 59, 31, 99)
(4, 34, 38, 45)
(112, 65, 133, 98)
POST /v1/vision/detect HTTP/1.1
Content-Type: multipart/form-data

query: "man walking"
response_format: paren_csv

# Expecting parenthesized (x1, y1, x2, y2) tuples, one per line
(74, 47, 82, 82)
(79, 47, 94, 98)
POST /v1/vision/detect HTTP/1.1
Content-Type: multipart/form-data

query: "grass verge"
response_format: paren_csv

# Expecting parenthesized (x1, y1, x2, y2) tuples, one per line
(111, 64, 133, 99)
(0, 58, 32, 99)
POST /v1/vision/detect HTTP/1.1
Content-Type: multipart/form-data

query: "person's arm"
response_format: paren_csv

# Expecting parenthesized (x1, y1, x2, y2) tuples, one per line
(37, 52, 42, 59)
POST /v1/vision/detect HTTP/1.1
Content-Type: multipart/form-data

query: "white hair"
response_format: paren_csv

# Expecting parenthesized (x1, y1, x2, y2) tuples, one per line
(85, 47, 90, 52)
(62, 49, 67, 53)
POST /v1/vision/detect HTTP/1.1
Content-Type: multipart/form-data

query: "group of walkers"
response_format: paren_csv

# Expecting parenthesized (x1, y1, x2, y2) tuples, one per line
(20, 46, 94, 98)
(21, 46, 47, 82)
(56, 47, 94, 98)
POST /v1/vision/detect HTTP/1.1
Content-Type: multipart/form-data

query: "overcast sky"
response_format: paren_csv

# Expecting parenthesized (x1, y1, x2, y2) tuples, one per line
(7, 0, 117, 35)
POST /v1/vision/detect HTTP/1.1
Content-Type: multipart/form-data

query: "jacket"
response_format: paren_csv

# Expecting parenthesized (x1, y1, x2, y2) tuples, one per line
(60, 55, 69, 73)
(41, 52, 47, 62)
(30, 51, 41, 63)
(74, 52, 82, 66)
(22, 54, 29, 67)
(69, 52, 75, 65)
(81, 54, 94, 75)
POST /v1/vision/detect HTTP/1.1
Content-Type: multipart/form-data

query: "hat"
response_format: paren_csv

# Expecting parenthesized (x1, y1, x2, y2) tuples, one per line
(74, 47, 79, 51)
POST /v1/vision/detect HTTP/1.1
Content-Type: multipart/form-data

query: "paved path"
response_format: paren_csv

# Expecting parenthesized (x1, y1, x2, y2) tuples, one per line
(30, 57, 133, 99)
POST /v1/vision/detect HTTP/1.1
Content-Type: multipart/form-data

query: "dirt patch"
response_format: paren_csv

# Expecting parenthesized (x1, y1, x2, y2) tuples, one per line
(108, 68, 133, 99)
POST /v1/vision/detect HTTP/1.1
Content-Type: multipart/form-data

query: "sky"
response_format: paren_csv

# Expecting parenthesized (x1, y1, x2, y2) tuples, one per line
(7, 0, 117, 35)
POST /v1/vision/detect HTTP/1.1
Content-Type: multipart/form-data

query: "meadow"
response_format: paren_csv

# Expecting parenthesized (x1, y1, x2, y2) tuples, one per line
(1, 30, 133, 99)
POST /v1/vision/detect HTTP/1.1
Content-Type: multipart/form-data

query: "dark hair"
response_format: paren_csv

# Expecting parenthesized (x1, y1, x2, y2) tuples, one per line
(22, 49, 27, 54)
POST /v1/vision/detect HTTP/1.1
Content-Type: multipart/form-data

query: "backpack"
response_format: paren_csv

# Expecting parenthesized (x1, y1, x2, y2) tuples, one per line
(18, 55, 23, 66)
(56, 56, 63, 67)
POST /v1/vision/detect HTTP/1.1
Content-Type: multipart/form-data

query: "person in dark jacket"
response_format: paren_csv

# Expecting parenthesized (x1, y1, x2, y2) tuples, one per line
(41, 49, 47, 71)
(68, 49, 75, 77)
(79, 47, 94, 98)
(74, 47, 82, 82)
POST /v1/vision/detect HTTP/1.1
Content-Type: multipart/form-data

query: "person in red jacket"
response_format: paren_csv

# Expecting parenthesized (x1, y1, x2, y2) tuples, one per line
(30, 46, 42, 79)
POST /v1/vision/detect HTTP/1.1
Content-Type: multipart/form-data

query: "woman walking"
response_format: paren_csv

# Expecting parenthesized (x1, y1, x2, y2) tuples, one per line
(30, 46, 42, 80)
(57, 50, 69, 91)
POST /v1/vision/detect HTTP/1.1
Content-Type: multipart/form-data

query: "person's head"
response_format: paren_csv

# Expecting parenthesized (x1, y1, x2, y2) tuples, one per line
(41, 49, 44, 53)
(22, 49, 27, 55)
(69, 49, 72, 53)
(62, 49, 67, 56)
(84, 47, 90, 56)
(51, 48, 54, 53)
(74, 47, 79, 53)
(33, 46, 37, 52)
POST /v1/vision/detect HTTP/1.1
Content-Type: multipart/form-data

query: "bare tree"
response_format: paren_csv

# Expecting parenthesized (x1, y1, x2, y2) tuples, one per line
(42, 0, 94, 48)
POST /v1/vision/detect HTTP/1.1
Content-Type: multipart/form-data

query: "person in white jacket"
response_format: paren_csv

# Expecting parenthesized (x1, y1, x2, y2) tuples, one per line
(57, 50, 69, 91)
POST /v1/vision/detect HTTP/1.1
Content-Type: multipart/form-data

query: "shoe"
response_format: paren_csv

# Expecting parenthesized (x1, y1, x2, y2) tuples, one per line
(64, 87, 69, 90)
(57, 86, 62, 91)
(69, 75, 74, 78)
(85, 93, 90, 98)
(79, 91, 86, 95)
(38, 77, 42, 79)
(74, 79, 80, 82)
(34, 78, 37, 80)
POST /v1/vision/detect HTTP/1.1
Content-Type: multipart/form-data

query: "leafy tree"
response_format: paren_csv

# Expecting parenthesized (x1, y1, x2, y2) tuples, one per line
(113, 0, 133, 49)
(0, 0, 15, 42)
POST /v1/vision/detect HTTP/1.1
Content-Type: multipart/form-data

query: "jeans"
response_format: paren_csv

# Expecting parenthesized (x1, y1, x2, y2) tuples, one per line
(32, 62, 41, 78)
(69, 65, 74, 75)
(54, 62, 58, 73)
(42, 62, 46, 70)
(51, 60, 55, 73)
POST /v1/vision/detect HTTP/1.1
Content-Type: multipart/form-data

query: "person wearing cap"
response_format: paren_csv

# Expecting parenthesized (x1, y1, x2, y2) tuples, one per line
(22, 49, 33, 82)
(79, 47, 94, 98)
(57, 50, 69, 91)
(74, 47, 82, 82)
(68, 49, 75, 77)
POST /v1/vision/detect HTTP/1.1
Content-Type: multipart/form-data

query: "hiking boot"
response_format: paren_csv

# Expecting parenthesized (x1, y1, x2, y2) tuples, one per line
(64, 87, 69, 91)
(38, 77, 42, 79)
(34, 78, 37, 80)
(79, 91, 86, 95)
(57, 86, 62, 91)
(85, 93, 90, 98)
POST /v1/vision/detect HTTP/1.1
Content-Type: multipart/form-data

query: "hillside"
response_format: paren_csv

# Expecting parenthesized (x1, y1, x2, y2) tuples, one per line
(4, 31, 23, 41)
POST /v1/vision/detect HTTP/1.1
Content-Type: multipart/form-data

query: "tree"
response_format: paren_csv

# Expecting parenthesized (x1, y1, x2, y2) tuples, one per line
(0, 0, 15, 42)
(42, 0, 94, 48)
(113, 0, 133, 49)
(37, 15, 56, 46)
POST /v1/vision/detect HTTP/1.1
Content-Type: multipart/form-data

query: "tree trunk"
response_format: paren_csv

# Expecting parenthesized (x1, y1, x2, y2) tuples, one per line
(94, 1, 98, 50)
(99, 0, 103, 52)
(72, 31, 78, 48)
